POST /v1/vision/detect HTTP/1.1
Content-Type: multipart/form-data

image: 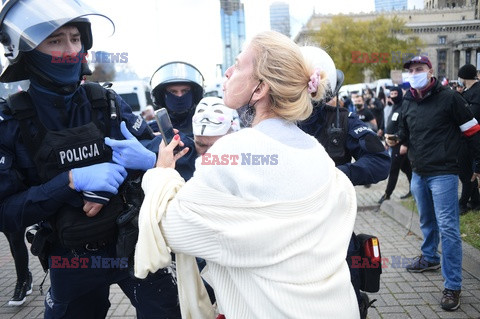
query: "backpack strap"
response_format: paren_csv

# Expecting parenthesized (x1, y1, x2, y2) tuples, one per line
(6, 91, 47, 157)
(82, 82, 119, 136)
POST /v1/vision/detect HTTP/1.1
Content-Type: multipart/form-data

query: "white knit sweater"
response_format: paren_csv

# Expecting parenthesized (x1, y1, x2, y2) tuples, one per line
(161, 118, 359, 319)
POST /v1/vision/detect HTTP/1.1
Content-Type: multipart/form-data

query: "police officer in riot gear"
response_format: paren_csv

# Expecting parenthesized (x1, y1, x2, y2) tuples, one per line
(0, 0, 181, 317)
(150, 61, 205, 135)
(149, 61, 204, 180)
(299, 46, 391, 319)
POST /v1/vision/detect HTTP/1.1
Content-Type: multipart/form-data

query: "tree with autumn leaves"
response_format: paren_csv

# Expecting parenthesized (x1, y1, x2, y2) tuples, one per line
(309, 15, 424, 84)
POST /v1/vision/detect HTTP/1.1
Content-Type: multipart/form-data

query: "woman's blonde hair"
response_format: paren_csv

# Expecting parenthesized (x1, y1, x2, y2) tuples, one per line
(249, 31, 328, 122)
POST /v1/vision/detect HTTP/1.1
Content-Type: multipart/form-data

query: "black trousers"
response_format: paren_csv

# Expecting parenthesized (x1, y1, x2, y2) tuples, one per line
(385, 145, 412, 196)
(4, 228, 29, 282)
(458, 144, 479, 206)
(44, 242, 182, 319)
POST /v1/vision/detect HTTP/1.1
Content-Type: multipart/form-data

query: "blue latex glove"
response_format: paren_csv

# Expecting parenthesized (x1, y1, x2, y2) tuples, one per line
(71, 163, 127, 194)
(105, 121, 156, 171)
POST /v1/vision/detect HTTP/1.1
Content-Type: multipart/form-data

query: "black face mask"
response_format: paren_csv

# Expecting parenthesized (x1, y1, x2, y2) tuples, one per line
(164, 91, 193, 114)
(354, 103, 363, 110)
(391, 96, 402, 104)
(387, 101, 393, 106)
(238, 80, 262, 127)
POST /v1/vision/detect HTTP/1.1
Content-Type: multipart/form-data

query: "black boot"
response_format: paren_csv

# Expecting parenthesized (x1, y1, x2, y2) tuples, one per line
(400, 191, 412, 199)
(378, 194, 390, 204)
(8, 272, 32, 306)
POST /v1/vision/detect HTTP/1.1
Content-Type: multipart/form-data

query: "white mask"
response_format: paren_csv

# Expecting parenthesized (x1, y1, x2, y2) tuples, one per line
(408, 72, 429, 89)
(192, 97, 239, 136)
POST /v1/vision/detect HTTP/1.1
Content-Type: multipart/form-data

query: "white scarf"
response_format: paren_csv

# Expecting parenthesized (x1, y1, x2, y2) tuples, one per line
(134, 167, 215, 319)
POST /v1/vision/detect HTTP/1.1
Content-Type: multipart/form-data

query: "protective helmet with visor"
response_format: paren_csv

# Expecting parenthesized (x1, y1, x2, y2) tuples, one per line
(150, 61, 205, 112)
(0, 0, 114, 83)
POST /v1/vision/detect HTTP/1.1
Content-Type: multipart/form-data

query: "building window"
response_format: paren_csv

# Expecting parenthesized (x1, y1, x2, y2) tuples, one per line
(466, 50, 472, 64)
(467, 34, 476, 38)
(437, 50, 447, 79)
(438, 36, 446, 44)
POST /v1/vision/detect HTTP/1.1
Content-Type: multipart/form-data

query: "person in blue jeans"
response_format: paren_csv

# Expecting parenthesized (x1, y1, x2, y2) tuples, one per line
(395, 56, 480, 311)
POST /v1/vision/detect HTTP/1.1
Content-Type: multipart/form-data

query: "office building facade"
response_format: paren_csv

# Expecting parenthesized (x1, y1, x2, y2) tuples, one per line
(376, 0, 408, 11)
(295, 5, 480, 80)
(220, 0, 246, 73)
(270, 2, 291, 37)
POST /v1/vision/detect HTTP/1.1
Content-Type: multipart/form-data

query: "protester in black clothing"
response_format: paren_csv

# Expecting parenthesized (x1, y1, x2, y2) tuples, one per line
(352, 94, 377, 130)
(379, 87, 412, 204)
(364, 88, 384, 137)
(458, 64, 480, 214)
(3, 230, 32, 306)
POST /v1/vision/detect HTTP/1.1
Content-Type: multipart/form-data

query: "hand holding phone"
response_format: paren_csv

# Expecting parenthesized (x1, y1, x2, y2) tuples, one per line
(385, 134, 399, 147)
(154, 108, 183, 154)
(386, 135, 399, 141)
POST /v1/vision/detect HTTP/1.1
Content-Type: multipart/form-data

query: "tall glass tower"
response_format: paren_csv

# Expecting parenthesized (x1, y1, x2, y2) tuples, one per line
(220, 0, 246, 73)
(270, 2, 290, 37)
(375, 0, 408, 11)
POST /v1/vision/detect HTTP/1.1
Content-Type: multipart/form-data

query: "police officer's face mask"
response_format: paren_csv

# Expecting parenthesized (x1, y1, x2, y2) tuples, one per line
(164, 90, 193, 114)
(25, 46, 84, 87)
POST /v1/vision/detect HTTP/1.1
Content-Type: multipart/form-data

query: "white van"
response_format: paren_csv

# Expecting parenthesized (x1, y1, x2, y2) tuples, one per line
(108, 80, 152, 116)
(339, 83, 368, 97)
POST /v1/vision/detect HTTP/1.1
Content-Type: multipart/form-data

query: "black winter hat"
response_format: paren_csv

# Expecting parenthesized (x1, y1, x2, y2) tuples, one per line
(390, 86, 403, 100)
(458, 64, 478, 80)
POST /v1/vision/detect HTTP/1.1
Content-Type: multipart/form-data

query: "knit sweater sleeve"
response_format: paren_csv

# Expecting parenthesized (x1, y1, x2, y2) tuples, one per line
(162, 127, 350, 269)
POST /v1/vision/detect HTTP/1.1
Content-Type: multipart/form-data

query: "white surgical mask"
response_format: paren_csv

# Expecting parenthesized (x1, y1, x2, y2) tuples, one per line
(409, 72, 429, 89)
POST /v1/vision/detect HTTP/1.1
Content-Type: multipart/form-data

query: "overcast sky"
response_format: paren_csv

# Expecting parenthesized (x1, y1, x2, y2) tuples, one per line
(82, 0, 424, 85)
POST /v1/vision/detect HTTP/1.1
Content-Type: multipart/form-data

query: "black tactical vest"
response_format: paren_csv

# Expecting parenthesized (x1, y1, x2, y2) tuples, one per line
(7, 83, 125, 249)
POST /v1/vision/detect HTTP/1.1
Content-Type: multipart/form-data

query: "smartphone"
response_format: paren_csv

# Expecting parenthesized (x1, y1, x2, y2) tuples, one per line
(387, 135, 399, 142)
(154, 108, 183, 154)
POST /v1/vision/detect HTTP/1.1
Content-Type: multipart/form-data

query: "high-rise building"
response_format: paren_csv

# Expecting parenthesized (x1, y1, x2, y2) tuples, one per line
(424, 0, 470, 8)
(270, 2, 290, 37)
(375, 0, 408, 11)
(220, 0, 246, 73)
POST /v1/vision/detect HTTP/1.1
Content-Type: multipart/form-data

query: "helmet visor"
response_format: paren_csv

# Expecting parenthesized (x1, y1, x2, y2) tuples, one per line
(150, 62, 204, 92)
(1, 0, 113, 54)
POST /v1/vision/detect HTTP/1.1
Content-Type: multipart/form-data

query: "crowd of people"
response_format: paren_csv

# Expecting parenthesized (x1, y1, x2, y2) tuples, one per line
(0, 0, 479, 318)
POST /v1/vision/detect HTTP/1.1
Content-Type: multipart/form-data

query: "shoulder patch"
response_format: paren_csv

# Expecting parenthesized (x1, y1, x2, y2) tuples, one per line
(351, 125, 373, 136)
(0, 150, 13, 169)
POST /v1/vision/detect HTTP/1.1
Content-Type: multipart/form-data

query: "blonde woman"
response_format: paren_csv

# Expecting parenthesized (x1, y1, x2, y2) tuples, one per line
(137, 31, 359, 319)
